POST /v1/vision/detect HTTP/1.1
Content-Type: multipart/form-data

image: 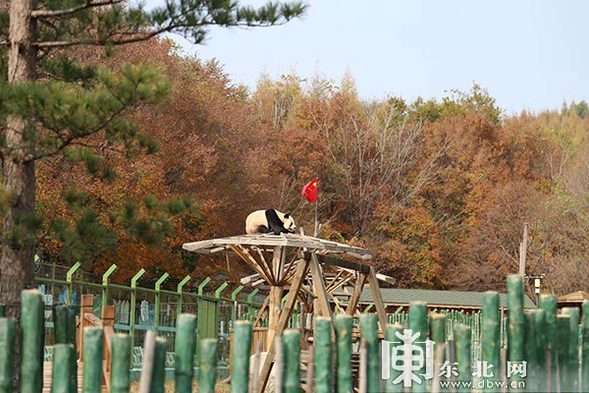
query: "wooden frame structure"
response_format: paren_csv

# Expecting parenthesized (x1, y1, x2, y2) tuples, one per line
(182, 233, 387, 392)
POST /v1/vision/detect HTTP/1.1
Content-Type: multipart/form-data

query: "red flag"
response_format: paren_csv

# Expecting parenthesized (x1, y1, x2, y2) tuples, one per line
(302, 178, 319, 202)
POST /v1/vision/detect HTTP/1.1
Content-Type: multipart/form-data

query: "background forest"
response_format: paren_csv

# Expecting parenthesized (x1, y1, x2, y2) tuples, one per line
(35, 37, 589, 296)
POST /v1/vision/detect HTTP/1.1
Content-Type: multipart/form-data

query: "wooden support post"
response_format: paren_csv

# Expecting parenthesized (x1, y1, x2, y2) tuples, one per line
(257, 258, 310, 393)
(309, 254, 334, 325)
(268, 286, 284, 347)
(367, 267, 388, 332)
(347, 272, 367, 316)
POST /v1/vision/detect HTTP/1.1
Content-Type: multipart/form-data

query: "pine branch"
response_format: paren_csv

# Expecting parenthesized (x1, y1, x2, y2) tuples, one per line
(31, 0, 126, 18)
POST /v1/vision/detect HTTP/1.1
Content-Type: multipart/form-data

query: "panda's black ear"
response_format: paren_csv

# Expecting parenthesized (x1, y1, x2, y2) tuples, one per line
(284, 213, 290, 219)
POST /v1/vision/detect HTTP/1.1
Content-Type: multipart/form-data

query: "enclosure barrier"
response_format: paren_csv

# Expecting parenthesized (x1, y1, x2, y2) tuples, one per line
(1, 274, 588, 392)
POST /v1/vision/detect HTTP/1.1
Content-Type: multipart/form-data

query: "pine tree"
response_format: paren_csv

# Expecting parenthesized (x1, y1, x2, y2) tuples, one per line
(0, 0, 306, 308)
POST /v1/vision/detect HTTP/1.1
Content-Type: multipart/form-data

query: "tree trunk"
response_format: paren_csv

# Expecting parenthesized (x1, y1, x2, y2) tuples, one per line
(1, 0, 38, 386)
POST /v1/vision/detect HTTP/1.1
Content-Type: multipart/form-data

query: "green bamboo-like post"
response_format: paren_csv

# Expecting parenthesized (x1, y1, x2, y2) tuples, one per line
(454, 323, 471, 393)
(66, 305, 78, 393)
(151, 337, 167, 393)
(430, 313, 446, 367)
(83, 327, 104, 393)
(582, 301, 589, 393)
(335, 314, 353, 393)
(540, 294, 557, 391)
(524, 311, 538, 392)
(563, 307, 580, 392)
(384, 324, 403, 393)
(0, 306, 4, 318)
(199, 339, 217, 393)
(21, 290, 44, 393)
(175, 314, 197, 392)
(408, 301, 427, 393)
(52, 344, 75, 393)
(556, 315, 571, 393)
(54, 304, 68, 344)
(0, 318, 16, 393)
(314, 317, 332, 393)
(532, 309, 547, 392)
(507, 275, 524, 385)
(482, 291, 500, 383)
(111, 334, 132, 393)
(231, 321, 252, 393)
(360, 314, 380, 393)
(283, 329, 301, 393)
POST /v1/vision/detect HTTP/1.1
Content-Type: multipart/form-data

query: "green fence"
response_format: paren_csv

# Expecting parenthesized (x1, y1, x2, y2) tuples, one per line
(1, 274, 588, 392)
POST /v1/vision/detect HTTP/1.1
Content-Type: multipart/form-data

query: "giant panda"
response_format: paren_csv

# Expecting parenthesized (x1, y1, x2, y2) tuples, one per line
(245, 209, 296, 235)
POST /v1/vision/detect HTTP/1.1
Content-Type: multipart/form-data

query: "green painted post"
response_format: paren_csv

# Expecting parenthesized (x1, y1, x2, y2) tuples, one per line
(176, 275, 191, 317)
(582, 301, 589, 393)
(315, 317, 332, 393)
(52, 344, 75, 393)
(360, 314, 380, 393)
(231, 285, 244, 327)
(20, 290, 44, 393)
(0, 306, 5, 318)
(507, 275, 525, 386)
(231, 321, 252, 393)
(556, 315, 571, 393)
(430, 313, 446, 368)
(0, 318, 16, 393)
(283, 329, 301, 393)
(533, 309, 547, 391)
(454, 323, 471, 393)
(335, 314, 353, 393)
(111, 334, 132, 393)
(154, 272, 169, 334)
(198, 277, 211, 296)
(130, 268, 146, 354)
(540, 294, 558, 390)
(101, 264, 117, 307)
(196, 277, 211, 367)
(408, 301, 427, 393)
(482, 291, 500, 384)
(385, 324, 403, 393)
(563, 307, 580, 392)
(214, 282, 228, 346)
(83, 327, 104, 393)
(524, 311, 538, 392)
(199, 339, 217, 393)
(151, 337, 167, 393)
(67, 304, 78, 393)
(54, 304, 68, 344)
(175, 314, 197, 392)
(66, 262, 81, 304)
(247, 289, 259, 320)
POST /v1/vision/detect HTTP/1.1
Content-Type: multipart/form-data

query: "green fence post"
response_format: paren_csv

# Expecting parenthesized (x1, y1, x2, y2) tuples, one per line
(385, 324, 403, 393)
(430, 313, 446, 367)
(315, 317, 332, 393)
(196, 277, 211, 368)
(214, 282, 229, 346)
(563, 307, 580, 392)
(101, 264, 117, 307)
(0, 306, 5, 318)
(507, 275, 525, 386)
(482, 291, 500, 386)
(54, 304, 68, 344)
(454, 323, 471, 393)
(52, 344, 75, 393)
(151, 337, 167, 393)
(582, 301, 589, 392)
(360, 314, 380, 393)
(524, 311, 538, 392)
(247, 289, 259, 320)
(335, 314, 353, 393)
(231, 285, 244, 327)
(540, 294, 558, 390)
(176, 275, 191, 317)
(67, 304, 78, 393)
(111, 334, 132, 393)
(130, 268, 146, 354)
(408, 301, 427, 393)
(175, 314, 197, 392)
(21, 290, 44, 393)
(154, 272, 169, 334)
(556, 315, 571, 393)
(533, 309, 547, 392)
(199, 339, 217, 393)
(0, 317, 16, 393)
(83, 327, 104, 393)
(231, 321, 252, 393)
(283, 329, 301, 393)
(66, 262, 81, 304)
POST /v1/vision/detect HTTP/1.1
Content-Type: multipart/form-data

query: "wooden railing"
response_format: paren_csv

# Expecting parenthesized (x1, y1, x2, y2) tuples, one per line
(77, 294, 115, 393)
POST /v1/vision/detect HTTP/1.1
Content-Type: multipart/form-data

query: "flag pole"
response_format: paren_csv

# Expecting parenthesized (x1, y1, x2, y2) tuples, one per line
(314, 178, 319, 237)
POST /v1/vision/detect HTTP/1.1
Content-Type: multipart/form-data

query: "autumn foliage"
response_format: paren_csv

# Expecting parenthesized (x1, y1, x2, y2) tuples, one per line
(35, 38, 589, 295)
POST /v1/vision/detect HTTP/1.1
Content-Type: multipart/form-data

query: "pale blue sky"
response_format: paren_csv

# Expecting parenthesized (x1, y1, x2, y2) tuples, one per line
(153, 0, 589, 113)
